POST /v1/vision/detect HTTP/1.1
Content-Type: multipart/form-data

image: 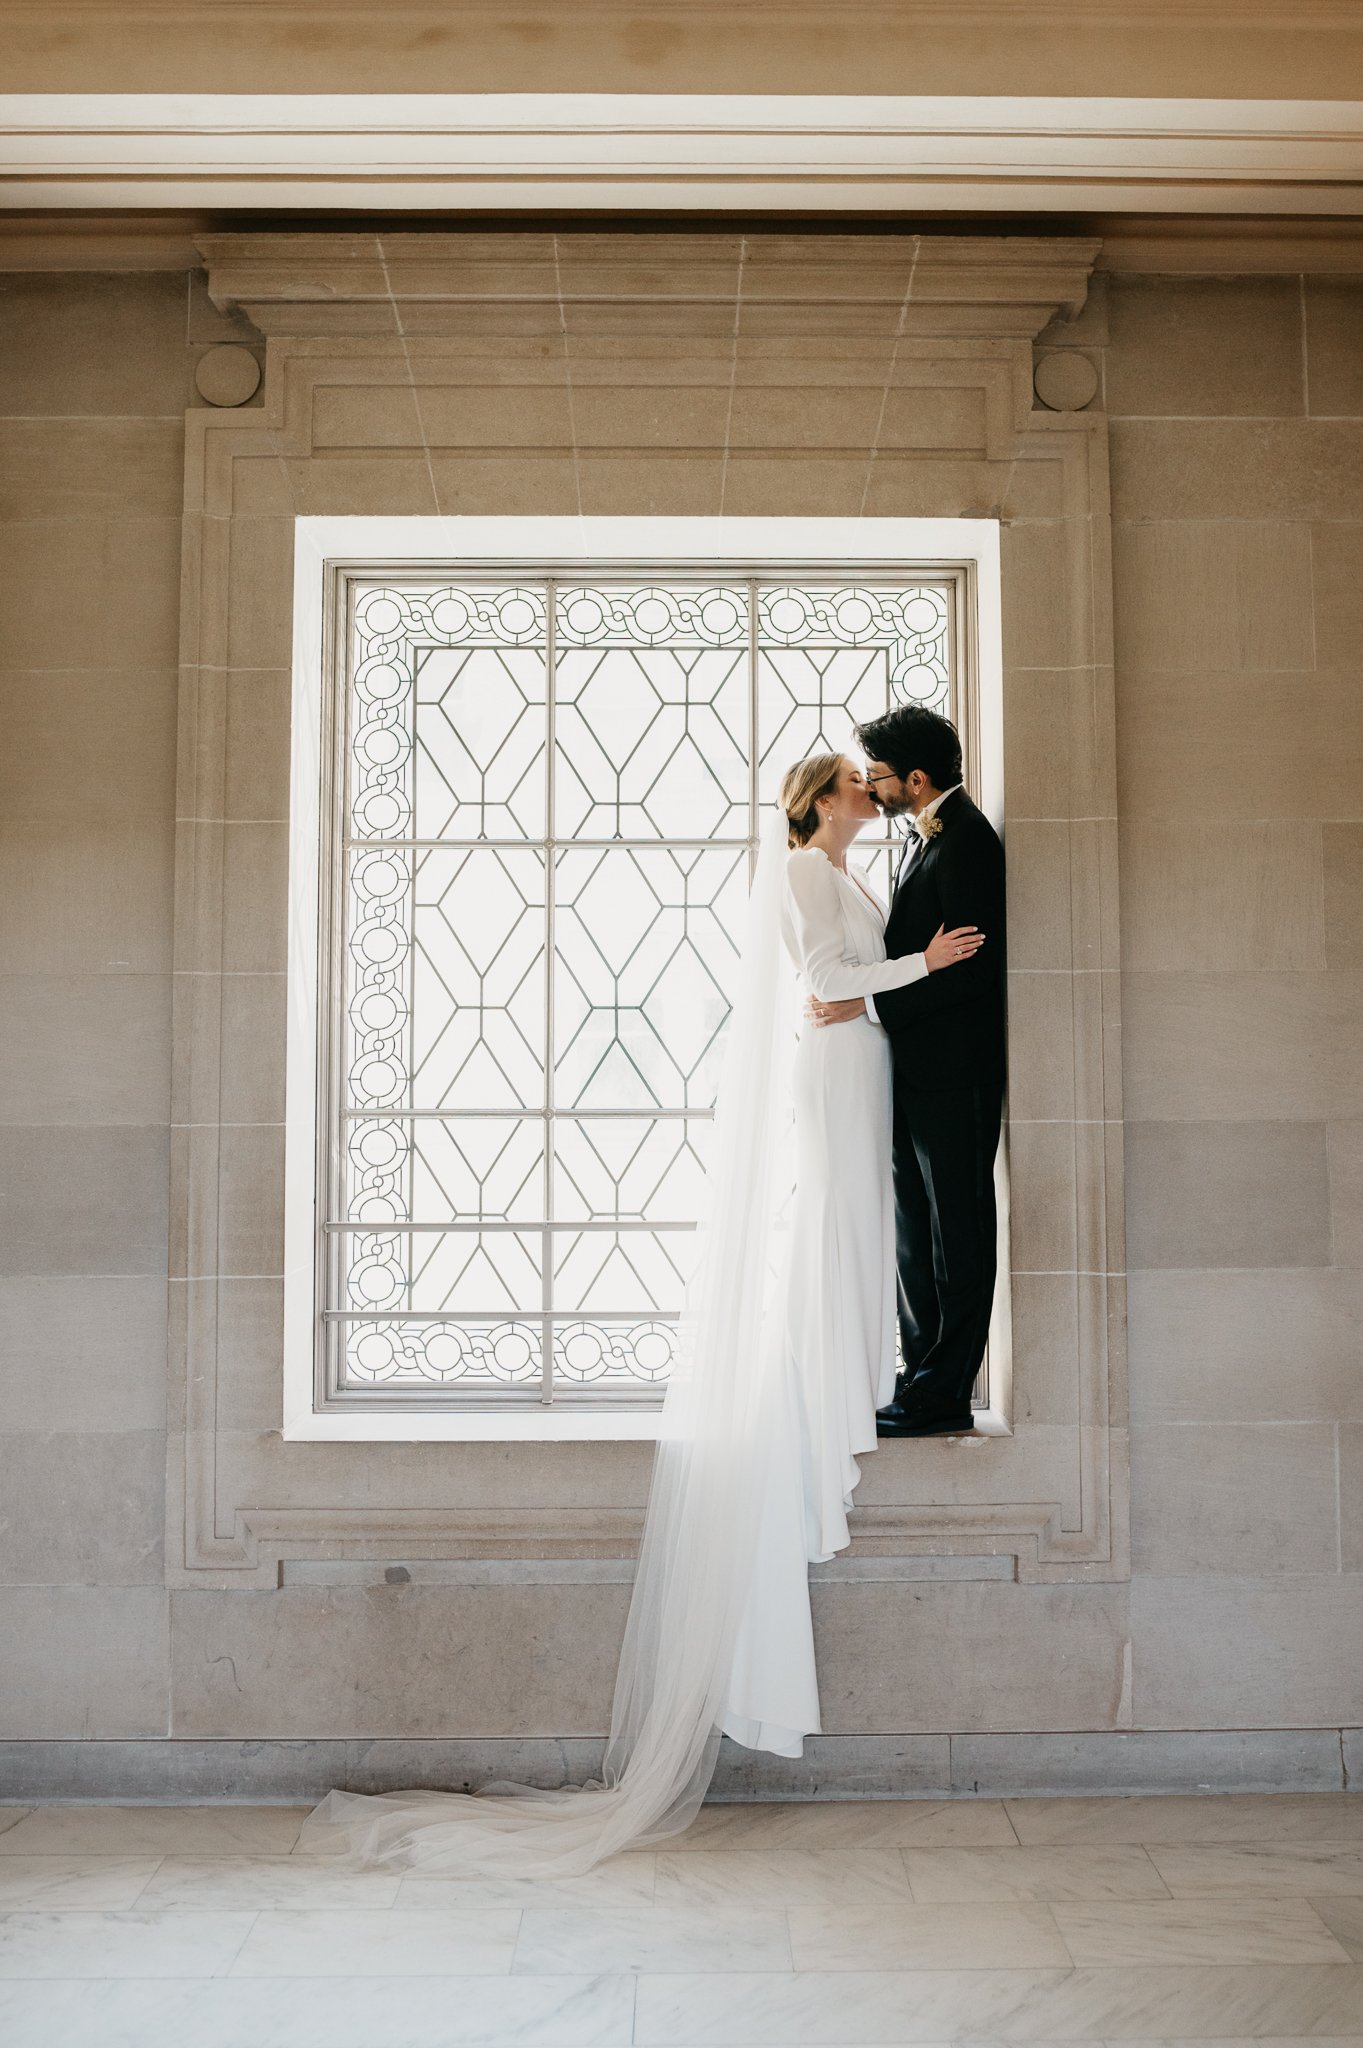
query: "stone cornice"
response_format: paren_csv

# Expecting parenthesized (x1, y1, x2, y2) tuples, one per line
(9, 214, 1363, 277)
(1094, 213, 1363, 270)
(197, 228, 1102, 341)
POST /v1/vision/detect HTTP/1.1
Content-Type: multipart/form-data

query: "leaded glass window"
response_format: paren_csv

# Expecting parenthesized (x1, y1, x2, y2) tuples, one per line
(320, 571, 955, 1408)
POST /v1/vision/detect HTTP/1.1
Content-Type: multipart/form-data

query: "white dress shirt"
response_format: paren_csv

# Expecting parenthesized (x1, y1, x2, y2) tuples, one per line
(864, 784, 963, 1024)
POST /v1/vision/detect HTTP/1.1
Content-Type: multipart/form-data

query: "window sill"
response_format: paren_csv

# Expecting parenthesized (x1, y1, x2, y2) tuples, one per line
(282, 1404, 1009, 1443)
(282, 1405, 670, 1442)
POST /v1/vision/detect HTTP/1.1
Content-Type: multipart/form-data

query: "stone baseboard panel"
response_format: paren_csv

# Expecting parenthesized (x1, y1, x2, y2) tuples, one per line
(0, 1730, 1354, 1804)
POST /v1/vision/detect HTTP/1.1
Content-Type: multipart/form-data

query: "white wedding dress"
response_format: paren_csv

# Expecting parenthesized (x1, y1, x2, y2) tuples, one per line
(719, 845, 927, 1757)
(296, 814, 926, 1876)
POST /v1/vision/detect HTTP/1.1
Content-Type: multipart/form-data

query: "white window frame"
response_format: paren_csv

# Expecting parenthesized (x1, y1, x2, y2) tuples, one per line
(284, 517, 1006, 1442)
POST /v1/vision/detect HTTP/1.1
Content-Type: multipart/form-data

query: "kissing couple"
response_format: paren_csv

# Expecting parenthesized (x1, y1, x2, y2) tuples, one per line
(300, 702, 1006, 1875)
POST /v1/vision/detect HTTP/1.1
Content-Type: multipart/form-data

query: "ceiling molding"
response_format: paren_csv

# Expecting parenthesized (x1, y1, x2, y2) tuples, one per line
(3, 94, 1363, 216)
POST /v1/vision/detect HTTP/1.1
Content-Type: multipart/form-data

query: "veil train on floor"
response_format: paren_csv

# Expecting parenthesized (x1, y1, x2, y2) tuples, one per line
(297, 807, 799, 1875)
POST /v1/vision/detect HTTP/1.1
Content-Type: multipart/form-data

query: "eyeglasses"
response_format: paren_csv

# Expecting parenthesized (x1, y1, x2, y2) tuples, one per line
(863, 771, 899, 787)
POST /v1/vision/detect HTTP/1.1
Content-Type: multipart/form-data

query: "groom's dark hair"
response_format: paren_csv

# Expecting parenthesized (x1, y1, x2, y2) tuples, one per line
(856, 705, 962, 791)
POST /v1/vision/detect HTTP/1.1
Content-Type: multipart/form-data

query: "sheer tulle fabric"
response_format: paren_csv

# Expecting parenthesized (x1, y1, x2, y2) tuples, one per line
(296, 808, 799, 1876)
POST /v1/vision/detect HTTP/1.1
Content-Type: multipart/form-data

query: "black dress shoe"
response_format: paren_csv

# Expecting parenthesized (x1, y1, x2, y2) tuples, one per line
(876, 1394, 933, 1427)
(876, 1403, 976, 1439)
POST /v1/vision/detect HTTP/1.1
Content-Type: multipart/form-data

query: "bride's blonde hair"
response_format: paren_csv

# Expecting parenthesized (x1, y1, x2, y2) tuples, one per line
(780, 752, 844, 848)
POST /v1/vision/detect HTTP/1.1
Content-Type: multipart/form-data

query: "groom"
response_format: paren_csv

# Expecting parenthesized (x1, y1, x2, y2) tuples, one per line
(810, 705, 1006, 1438)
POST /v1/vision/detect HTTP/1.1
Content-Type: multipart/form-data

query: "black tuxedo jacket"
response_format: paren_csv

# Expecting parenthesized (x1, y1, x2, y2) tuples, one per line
(873, 788, 1007, 1088)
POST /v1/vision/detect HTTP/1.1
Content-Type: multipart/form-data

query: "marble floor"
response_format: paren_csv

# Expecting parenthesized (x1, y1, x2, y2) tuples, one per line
(0, 1791, 1359, 2045)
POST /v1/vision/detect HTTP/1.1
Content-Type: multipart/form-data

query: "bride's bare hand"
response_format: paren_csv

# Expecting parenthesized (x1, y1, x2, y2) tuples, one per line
(925, 923, 985, 973)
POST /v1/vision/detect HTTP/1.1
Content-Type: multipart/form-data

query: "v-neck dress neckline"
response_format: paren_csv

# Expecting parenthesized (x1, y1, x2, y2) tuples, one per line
(832, 862, 885, 923)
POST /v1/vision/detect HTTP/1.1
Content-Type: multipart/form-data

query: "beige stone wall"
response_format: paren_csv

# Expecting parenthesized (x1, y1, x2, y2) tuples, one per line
(4, 1, 1361, 99)
(1106, 272, 1363, 1728)
(0, 273, 189, 1731)
(0, 254, 1358, 1755)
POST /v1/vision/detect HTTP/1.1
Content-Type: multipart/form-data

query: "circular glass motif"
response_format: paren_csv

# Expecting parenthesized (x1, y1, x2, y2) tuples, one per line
(352, 1254, 404, 1307)
(700, 595, 739, 639)
(767, 593, 806, 635)
(834, 594, 874, 637)
(631, 1324, 676, 1381)
(902, 593, 943, 634)
(357, 724, 406, 770)
(899, 663, 942, 702)
(356, 1123, 403, 1169)
(361, 594, 402, 637)
(497, 594, 539, 638)
(357, 659, 409, 704)
(564, 595, 604, 637)
(357, 990, 401, 1034)
(355, 788, 407, 837)
(352, 1329, 398, 1380)
(356, 1057, 398, 1103)
(633, 594, 673, 637)
(358, 857, 402, 901)
(558, 1323, 610, 1382)
(422, 1328, 468, 1381)
(355, 920, 402, 967)
(431, 595, 470, 637)
(489, 1325, 537, 1382)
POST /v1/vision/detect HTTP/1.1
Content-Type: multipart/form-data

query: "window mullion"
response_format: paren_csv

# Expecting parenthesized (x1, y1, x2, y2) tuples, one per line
(542, 577, 557, 1406)
(747, 576, 760, 879)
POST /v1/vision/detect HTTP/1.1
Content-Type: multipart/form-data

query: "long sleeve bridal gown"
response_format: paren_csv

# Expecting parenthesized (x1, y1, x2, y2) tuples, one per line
(297, 824, 929, 1876)
(719, 846, 928, 1758)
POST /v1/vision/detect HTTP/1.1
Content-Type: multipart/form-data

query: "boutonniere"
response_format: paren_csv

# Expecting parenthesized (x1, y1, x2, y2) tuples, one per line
(914, 813, 944, 842)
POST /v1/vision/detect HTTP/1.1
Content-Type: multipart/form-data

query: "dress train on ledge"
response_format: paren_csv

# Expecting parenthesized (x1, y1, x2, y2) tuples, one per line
(298, 811, 914, 1875)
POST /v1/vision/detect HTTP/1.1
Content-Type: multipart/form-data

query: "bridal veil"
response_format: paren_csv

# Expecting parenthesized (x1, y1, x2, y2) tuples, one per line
(297, 806, 800, 1875)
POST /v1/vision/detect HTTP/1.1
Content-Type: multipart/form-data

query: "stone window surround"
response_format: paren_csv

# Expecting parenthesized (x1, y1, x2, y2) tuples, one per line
(169, 230, 1128, 1588)
(283, 514, 1009, 1442)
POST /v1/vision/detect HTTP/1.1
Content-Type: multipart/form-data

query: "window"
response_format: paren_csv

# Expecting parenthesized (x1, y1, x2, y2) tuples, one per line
(316, 567, 956, 1416)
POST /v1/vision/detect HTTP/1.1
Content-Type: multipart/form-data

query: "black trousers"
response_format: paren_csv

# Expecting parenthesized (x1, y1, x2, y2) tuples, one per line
(890, 1062, 1004, 1416)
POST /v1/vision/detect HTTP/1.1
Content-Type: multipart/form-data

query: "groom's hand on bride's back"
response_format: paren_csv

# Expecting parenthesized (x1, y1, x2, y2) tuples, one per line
(807, 995, 866, 1028)
(809, 924, 985, 1026)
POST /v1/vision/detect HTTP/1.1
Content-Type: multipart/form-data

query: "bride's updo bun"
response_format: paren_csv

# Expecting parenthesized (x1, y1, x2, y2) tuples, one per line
(780, 752, 844, 848)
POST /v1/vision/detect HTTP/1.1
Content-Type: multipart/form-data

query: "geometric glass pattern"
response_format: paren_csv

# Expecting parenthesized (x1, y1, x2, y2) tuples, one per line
(324, 573, 953, 1403)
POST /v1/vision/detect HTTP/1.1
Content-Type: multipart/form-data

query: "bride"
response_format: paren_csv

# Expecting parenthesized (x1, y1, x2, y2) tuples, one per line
(719, 752, 983, 1756)
(299, 750, 984, 1875)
